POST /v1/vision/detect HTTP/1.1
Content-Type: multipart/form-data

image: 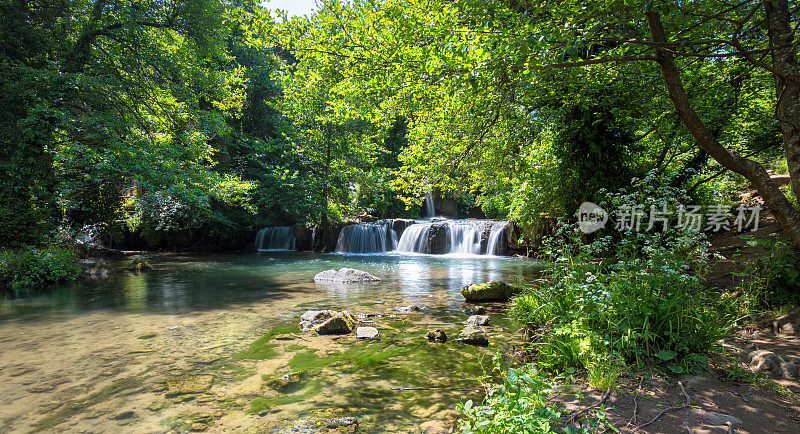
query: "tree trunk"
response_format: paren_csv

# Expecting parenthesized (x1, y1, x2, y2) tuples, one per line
(645, 11, 800, 247)
(765, 0, 800, 199)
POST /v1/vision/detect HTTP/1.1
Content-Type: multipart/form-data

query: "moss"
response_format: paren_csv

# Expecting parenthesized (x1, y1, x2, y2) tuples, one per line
(246, 397, 269, 415)
(237, 324, 300, 360)
(263, 379, 324, 406)
(33, 376, 145, 432)
(387, 320, 413, 330)
(460, 280, 520, 301)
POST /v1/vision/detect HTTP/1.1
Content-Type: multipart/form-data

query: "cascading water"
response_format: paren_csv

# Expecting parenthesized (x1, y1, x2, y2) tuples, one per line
(335, 221, 398, 254)
(255, 226, 296, 251)
(447, 222, 483, 254)
(486, 221, 508, 255)
(424, 190, 435, 218)
(395, 223, 434, 254)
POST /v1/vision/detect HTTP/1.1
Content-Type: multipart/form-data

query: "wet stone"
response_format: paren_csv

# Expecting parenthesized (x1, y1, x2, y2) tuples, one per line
(313, 312, 356, 335)
(266, 372, 303, 391)
(462, 304, 486, 315)
(356, 327, 379, 340)
(456, 326, 489, 346)
(395, 305, 425, 313)
(464, 315, 490, 326)
(425, 330, 447, 343)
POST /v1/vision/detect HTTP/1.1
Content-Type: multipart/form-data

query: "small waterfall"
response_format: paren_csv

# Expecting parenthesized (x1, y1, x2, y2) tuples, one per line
(448, 222, 482, 254)
(424, 189, 435, 218)
(256, 226, 296, 251)
(486, 221, 508, 255)
(395, 223, 433, 253)
(335, 221, 397, 254)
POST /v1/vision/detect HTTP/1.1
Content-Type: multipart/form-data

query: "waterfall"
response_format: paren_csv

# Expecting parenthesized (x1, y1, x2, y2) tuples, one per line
(335, 221, 397, 254)
(486, 221, 508, 255)
(424, 189, 435, 218)
(448, 222, 483, 254)
(395, 223, 433, 253)
(255, 226, 296, 251)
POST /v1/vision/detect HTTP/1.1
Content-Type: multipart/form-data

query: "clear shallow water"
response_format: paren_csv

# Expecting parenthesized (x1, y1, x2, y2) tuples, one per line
(0, 252, 539, 432)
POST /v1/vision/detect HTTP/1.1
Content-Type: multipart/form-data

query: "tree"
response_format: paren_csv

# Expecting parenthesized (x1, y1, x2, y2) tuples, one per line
(242, 0, 800, 245)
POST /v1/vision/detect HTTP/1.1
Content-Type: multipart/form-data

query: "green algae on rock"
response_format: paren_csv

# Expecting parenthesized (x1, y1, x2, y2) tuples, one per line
(265, 371, 303, 391)
(425, 329, 447, 343)
(460, 280, 520, 301)
(313, 311, 356, 335)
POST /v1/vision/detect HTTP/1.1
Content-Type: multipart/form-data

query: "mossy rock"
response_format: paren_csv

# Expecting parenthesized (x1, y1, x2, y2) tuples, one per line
(313, 312, 356, 335)
(425, 330, 447, 343)
(125, 257, 152, 272)
(165, 375, 214, 395)
(265, 372, 303, 391)
(460, 280, 520, 302)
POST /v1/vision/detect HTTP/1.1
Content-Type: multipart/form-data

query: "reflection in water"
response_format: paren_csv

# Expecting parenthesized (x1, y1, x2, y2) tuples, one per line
(1, 252, 539, 319)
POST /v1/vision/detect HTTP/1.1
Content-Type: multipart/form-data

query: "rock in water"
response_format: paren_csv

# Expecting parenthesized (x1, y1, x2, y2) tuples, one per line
(165, 375, 214, 394)
(460, 281, 520, 302)
(313, 311, 356, 335)
(456, 326, 489, 346)
(395, 305, 424, 313)
(314, 268, 380, 284)
(462, 304, 486, 315)
(425, 330, 447, 343)
(464, 315, 490, 326)
(125, 257, 152, 272)
(299, 310, 337, 330)
(356, 326, 379, 340)
(266, 372, 303, 391)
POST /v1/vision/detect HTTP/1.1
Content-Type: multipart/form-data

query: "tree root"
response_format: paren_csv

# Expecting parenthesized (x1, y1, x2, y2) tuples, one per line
(564, 387, 612, 427)
(635, 381, 690, 431)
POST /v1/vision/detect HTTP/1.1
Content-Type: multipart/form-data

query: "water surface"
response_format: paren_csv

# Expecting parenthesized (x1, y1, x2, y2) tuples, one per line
(0, 252, 539, 432)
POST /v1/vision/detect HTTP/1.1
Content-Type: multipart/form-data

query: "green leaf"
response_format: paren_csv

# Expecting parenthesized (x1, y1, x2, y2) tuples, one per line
(655, 350, 677, 361)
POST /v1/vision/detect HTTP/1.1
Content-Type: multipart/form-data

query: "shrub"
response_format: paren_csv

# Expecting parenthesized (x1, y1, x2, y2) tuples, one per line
(0, 246, 82, 296)
(458, 356, 615, 433)
(735, 236, 800, 313)
(510, 224, 729, 379)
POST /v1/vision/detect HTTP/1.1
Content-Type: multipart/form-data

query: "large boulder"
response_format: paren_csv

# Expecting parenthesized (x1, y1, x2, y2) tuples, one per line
(313, 311, 356, 335)
(460, 280, 520, 302)
(314, 268, 380, 284)
(299, 310, 338, 331)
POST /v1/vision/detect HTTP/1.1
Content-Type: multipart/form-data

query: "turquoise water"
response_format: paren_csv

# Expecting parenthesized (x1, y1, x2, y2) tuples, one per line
(0, 252, 539, 432)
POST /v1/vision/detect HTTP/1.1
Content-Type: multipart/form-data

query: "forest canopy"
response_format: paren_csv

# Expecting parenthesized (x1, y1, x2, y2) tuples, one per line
(2, 0, 799, 249)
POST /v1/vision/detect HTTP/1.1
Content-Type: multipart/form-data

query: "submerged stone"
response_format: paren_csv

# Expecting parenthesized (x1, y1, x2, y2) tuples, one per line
(460, 280, 520, 302)
(456, 326, 489, 346)
(425, 329, 447, 343)
(299, 310, 337, 330)
(464, 315, 491, 326)
(165, 375, 214, 394)
(314, 268, 380, 283)
(266, 372, 303, 391)
(395, 305, 424, 313)
(462, 304, 486, 315)
(356, 326, 379, 340)
(280, 417, 358, 433)
(313, 312, 356, 335)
